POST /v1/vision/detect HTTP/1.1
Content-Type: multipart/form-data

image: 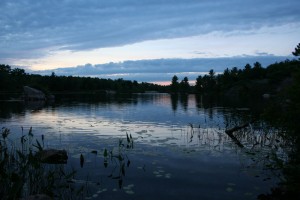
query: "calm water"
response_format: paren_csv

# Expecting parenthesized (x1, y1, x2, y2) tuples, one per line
(0, 94, 282, 200)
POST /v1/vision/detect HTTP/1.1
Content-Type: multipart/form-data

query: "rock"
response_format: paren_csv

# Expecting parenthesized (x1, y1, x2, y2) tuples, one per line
(23, 86, 46, 101)
(36, 149, 68, 164)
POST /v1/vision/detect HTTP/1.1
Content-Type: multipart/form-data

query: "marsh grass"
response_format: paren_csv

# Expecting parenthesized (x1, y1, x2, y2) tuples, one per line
(0, 127, 83, 200)
(185, 121, 287, 178)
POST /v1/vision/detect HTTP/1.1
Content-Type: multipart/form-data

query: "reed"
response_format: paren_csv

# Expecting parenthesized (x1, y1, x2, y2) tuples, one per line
(103, 132, 133, 189)
(0, 127, 81, 199)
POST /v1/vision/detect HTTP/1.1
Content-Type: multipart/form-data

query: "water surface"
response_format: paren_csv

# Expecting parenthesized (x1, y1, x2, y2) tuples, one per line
(0, 94, 281, 199)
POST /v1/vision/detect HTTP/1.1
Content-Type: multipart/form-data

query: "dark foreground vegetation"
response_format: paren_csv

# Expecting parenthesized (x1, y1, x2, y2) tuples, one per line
(0, 126, 134, 199)
(0, 127, 80, 199)
(252, 45, 300, 199)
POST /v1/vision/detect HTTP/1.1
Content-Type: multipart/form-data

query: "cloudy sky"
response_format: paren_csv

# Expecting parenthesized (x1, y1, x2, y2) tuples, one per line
(1, 0, 299, 83)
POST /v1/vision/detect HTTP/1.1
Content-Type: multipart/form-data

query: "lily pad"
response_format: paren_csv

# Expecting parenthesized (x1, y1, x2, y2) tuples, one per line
(125, 190, 135, 195)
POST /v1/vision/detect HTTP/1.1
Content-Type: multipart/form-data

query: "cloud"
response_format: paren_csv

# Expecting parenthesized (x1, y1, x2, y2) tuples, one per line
(254, 51, 275, 57)
(30, 55, 293, 83)
(1, 0, 299, 60)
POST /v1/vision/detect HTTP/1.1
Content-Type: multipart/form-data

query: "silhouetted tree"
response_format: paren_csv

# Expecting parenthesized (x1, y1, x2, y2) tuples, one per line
(0, 64, 11, 91)
(229, 67, 240, 82)
(170, 75, 179, 93)
(207, 69, 216, 92)
(10, 68, 27, 90)
(252, 62, 265, 79)
(292, 43, 300, 57)
(195, 75, 203, 93)
(242, 63, 252, 79)
(221, 68, 233, 88)
(179, 77, 190, 93)
(209, 69, 215, 78)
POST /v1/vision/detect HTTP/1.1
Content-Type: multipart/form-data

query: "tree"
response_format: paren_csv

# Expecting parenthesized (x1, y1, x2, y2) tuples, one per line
(252, 62, 266, 79)
(195, 75, 203, 93)
(171, 75, 179, 93)
(179, 77, 190, 93)
(208, 69, 216, 91)
(0, 64, 11, 74)
(0, 65, 11, 91)
(292, 43, 300, 57)
(253, 62, 262, 69)
(230, 67, 240, 81)
(172, 75, 178, 84)
(244, 63, 252, 71)
(10, 68, 27, 90)
(209, 69, 215, 78)
(221, 68, 233, 87)
(242, 64, 252, 79)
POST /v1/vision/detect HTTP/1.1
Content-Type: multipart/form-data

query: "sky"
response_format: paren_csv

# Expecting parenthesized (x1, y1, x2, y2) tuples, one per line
(1, 0, 299, 84)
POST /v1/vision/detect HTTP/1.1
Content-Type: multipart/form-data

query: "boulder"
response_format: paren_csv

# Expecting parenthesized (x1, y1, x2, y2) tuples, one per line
(23, 86, 46, 101)
(36, 149, 68, 164)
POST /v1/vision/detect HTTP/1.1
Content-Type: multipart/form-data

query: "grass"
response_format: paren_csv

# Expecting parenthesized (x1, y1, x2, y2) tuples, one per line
(0, 127, 82, 199)
(0, 127, 135, 199)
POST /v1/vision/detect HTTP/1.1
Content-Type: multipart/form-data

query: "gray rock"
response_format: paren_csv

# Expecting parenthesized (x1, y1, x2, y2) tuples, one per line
(23, 86, 46, 101)
(36, 149, 68, 164)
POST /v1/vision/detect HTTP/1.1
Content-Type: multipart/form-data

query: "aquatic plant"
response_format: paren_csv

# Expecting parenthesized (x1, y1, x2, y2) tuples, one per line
(0, 127, 82, 199)
(185, 121, 287, 175)
(103, 132, 133, 189)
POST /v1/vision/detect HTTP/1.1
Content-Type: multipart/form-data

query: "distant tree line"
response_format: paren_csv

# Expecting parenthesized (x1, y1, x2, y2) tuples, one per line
(170, 59, 300, 97)
(194, 60, 299, 96)
(1, 59, 299, 98)
(1, 43, 300, 98)
(169, 43, 300, 96)
(0, 65, 166, 97)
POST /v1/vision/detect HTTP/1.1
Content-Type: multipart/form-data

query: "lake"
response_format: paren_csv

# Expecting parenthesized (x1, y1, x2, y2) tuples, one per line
(0, 93, 283, 200)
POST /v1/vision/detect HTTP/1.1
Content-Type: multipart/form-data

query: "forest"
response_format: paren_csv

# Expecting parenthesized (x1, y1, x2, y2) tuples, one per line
(1, 44, 300, 110)
(0, 66, 167, 99)
(1, 58, 299, 97)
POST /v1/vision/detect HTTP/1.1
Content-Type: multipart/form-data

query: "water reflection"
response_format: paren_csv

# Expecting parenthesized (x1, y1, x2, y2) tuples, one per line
(0, 101, 24, 118)
(0, 94, 284, 199)
(170, 94, 178, 112)
(179, 94, 188, 111)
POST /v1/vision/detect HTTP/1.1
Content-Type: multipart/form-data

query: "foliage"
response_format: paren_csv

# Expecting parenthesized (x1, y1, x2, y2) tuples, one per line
(0, 64, 166, 99)
(192, 59, 299, 97)
(0, 127, 81, 199)
(258, 49, 300, 199)
(170, 75, 179, 93)
(2, 52, 299, 99)
(179, 76, 190, 93)
(170, 75, 190, 94)
(292, 43, 300, 57)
